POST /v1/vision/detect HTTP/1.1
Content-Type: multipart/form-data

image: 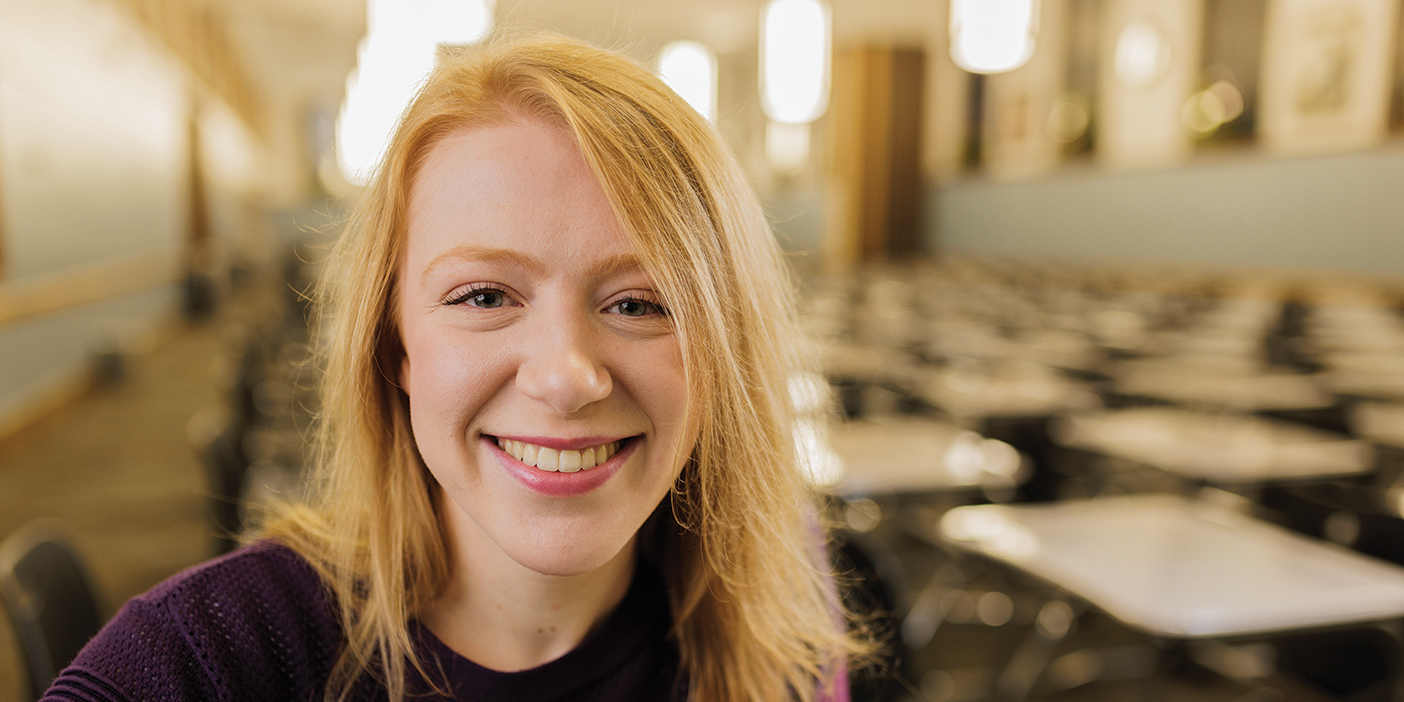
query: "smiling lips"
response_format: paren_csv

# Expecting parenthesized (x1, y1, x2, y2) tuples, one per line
(495, 437, 623, 473)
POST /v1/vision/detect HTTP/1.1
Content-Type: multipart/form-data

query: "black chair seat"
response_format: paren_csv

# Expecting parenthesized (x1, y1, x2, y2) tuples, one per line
(0, 520, 104, 701)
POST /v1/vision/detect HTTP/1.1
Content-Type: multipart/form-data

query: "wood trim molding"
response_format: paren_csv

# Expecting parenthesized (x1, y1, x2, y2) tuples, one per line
(0, 367, 96, 451)
(0, 253, 181, 327)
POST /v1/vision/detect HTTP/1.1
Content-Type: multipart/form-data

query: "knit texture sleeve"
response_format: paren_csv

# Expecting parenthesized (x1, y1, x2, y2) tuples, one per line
(40, 594, 213, 702)
(41, 541, 343, 702)
(822, 664, 850, 702)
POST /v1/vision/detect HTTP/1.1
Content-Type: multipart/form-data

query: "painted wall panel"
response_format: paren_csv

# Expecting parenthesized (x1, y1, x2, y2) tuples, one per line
(932, 148, 1404, 276)
(982, 0, 1069, 179)
(0, 284, 177, 430)
(0, 0, 187, 282)
(1096, 0, 1204, 169)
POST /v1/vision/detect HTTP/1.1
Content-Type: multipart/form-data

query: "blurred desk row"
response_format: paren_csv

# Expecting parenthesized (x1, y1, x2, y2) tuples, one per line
(823, 398, 1404, 701)
(805, 262, 1404, 701)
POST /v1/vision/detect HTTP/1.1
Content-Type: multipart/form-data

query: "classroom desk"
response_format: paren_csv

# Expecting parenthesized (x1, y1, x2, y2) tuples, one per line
(827, 416, 1022, 496)
(820, 342, 920, 387)
(912, 364, 1102, 421)
(939, 494, 1404, 638)
(1352, 402, 1404, 449)
(1052, 407, 1372, 485)
(1111, 359, 1333, 412)
(922, 327, 1105, 373)
(1328, 371, 1404, 402)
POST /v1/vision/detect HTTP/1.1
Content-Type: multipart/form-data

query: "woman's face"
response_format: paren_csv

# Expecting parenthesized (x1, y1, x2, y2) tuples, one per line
(397, 118, 694, 577)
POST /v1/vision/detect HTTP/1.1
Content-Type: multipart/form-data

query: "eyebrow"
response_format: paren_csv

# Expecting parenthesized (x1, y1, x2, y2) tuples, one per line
(421, 245, 541, 285)
(419, 245, 645, 286)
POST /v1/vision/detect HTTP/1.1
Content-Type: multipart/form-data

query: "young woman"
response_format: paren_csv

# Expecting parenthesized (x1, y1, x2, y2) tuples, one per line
(45, 34, 871, 702)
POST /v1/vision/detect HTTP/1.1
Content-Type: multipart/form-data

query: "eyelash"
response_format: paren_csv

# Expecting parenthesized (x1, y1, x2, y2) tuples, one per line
(442, 284, 512, 308)
(441, 285, 669, 317)
(607, 296, 669, 318)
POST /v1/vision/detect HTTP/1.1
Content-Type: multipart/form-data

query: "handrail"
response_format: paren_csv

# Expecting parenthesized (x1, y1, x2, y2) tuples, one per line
(0, 253, 180, 328)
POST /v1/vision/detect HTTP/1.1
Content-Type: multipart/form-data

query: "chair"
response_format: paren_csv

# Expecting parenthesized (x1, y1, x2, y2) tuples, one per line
(830, 527, 908, 702)
(939, 494, 1404, 700)
(188, 407, 251, 555)
(0, 520, 104, 701)
(202, 424, 251, 555)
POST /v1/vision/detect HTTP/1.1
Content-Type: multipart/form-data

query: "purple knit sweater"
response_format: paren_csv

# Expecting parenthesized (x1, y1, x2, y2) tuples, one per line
(40, 541, 684, 701)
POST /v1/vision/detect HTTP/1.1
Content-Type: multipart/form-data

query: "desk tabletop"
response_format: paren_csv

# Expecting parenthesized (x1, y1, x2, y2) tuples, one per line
(914, 364, 1102, 420)
(820, 342, 919, 386)
(1053, 407, 1372, 483)
(1325, 370, 1404, 402)
(827, 416, 1021, 495)
(940, 494, 1404, 638)
(1112, 360, 1332, 411)
(1352, 402, 1404, 449)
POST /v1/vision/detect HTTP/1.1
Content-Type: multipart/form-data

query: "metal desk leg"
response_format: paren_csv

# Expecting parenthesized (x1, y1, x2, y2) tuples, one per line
(995, 599, 1082, 701)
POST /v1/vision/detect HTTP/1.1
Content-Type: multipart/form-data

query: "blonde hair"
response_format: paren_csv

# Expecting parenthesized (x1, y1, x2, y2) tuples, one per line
(265, 32, 871, 701)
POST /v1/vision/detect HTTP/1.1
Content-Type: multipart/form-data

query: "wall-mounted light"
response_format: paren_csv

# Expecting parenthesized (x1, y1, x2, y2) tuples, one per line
(336, 0, 494, 185)
(1114, 19, 1171, 89)
(658, 41, 718, 123)
(1182, 80, 1244, 135)
(760, 0, 831, 124)
(949, 0, 1040, 75)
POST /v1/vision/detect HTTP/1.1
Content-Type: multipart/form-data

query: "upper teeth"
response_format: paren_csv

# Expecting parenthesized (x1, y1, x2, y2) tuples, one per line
(496, 438, 622, 473)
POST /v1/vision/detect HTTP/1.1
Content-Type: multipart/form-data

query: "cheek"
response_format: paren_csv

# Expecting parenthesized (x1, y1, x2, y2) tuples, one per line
(401, 327, 511, 436)
(624, 340, 693, 450)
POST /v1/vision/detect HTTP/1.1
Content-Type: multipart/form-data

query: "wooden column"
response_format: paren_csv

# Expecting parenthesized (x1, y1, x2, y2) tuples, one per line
(826, 45, 926, 267)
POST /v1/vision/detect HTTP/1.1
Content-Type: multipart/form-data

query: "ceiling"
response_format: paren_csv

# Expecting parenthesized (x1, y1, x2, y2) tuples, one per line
(210, 0, 950, 113)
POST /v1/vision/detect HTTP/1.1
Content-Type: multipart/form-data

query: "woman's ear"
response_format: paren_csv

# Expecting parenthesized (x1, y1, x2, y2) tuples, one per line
(399, 355, 412, 395)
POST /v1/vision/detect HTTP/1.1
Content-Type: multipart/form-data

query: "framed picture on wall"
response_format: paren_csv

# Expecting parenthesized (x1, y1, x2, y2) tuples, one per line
(1259, 0, 1397, 154)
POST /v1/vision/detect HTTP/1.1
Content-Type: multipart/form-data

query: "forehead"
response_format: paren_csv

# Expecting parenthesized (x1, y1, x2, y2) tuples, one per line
(402, 119, 635, 268)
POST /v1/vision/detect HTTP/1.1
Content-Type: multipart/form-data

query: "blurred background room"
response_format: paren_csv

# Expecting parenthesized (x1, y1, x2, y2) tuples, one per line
(7, 0, 1404, 700)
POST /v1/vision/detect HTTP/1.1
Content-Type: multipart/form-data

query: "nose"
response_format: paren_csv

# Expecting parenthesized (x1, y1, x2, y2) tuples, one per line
(515, 316, 612, 415)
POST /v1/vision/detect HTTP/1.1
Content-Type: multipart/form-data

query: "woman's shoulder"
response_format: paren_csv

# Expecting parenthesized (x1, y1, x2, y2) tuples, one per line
(42, 540, 343, 702)
(141, 539, 333, 619)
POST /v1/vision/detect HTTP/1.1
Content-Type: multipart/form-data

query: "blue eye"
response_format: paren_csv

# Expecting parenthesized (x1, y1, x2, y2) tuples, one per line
(445, 287, 510, 308)
(609, 298, 666, 317)
(468, 291, 506, 308)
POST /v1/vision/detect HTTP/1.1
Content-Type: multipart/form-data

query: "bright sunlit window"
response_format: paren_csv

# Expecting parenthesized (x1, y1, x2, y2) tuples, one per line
(657, 41, 718, 123)
(949, 0, 1040, 75)
(336, 0, 494, 185)
(760, 0, 831, 124)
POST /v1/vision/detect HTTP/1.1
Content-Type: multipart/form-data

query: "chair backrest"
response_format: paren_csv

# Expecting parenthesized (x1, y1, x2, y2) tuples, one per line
(0, 520, 104, 701)
(1260, 483, 1404, 567)
(830, 528, 907, 702)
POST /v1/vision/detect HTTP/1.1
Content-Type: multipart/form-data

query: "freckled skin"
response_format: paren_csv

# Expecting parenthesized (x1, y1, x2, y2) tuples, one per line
(398, 119, 698, 670)
(398, 119, 694, 578)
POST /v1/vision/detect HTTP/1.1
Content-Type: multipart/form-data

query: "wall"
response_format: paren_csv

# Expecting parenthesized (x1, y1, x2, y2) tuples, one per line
(0, 0, 262, 435)
(932, 146, 1404, 277)
(0, 0, 188, 280)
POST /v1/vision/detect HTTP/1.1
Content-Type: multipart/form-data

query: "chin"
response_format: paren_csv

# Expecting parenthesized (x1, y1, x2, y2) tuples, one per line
(507, 531, 634, 578)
